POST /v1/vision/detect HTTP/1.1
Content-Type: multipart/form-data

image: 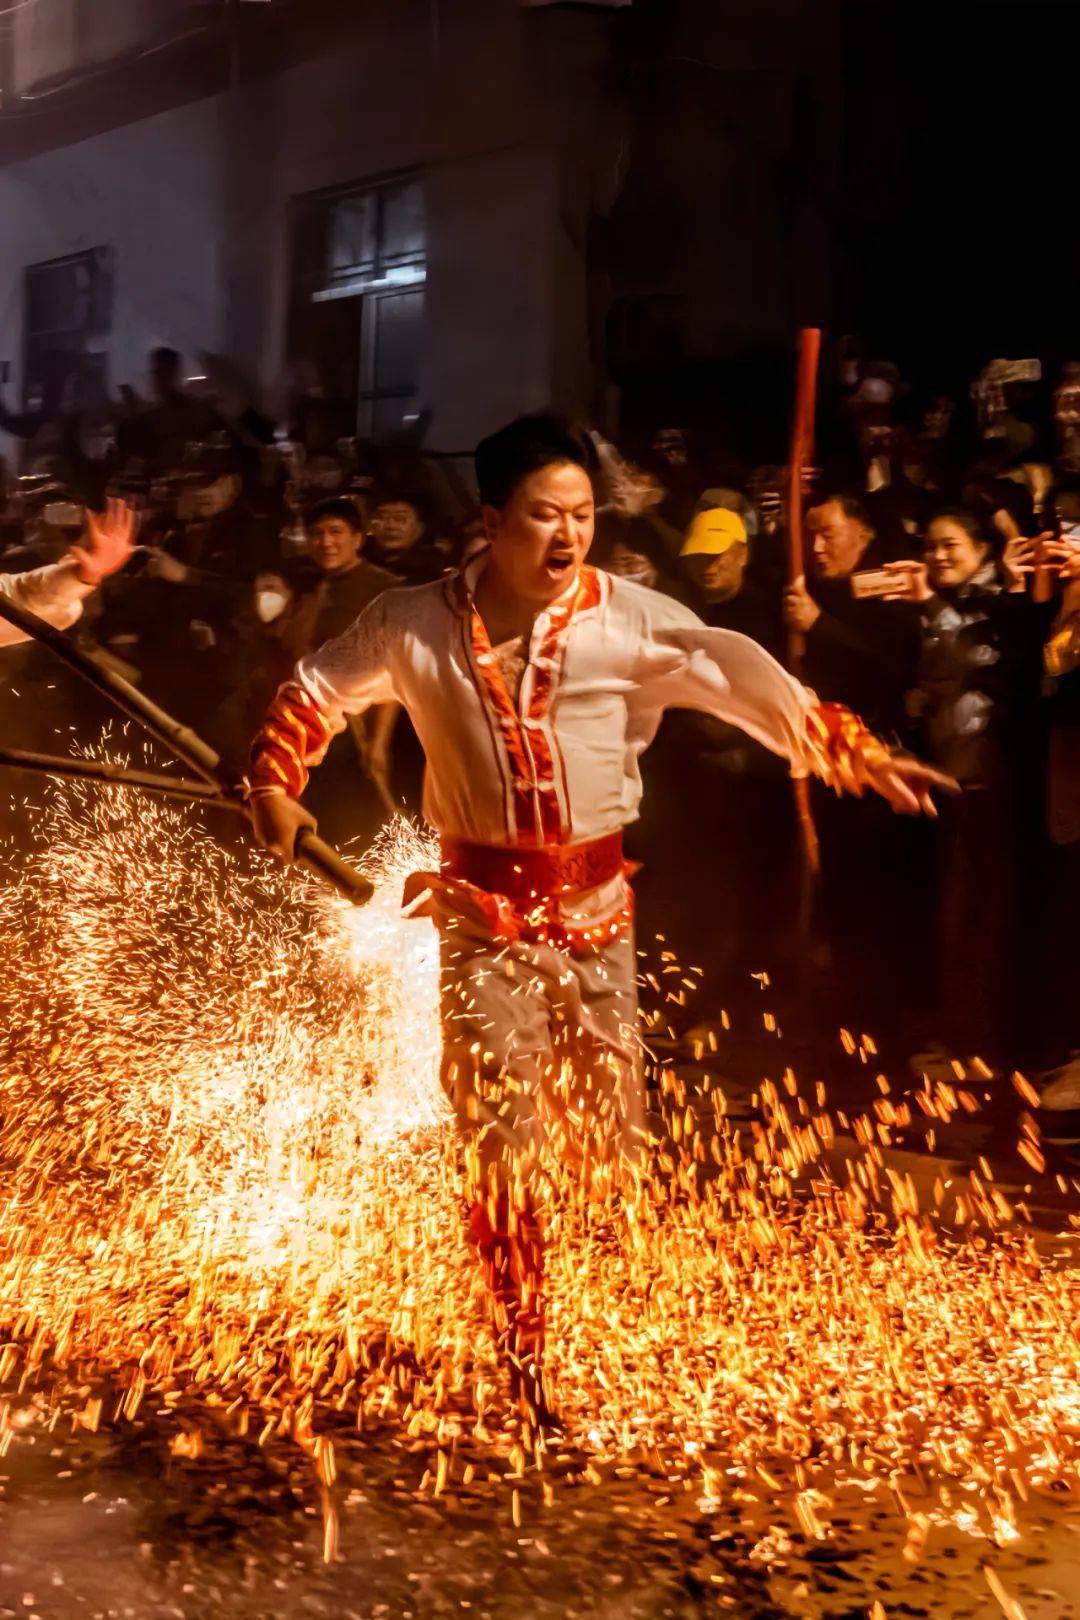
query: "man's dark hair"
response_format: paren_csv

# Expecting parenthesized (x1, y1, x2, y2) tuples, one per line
(306, 494, 366, 532)
(811, 491, 875, 531)
(372, 488, 433, 526)
(474, 413, 594, 510)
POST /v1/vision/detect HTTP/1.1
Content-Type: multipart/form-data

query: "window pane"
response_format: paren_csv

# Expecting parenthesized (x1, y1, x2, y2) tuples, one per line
(379, 182, 425, 271)
(327, 194, 377, 282)
(373, 289, 423, 394)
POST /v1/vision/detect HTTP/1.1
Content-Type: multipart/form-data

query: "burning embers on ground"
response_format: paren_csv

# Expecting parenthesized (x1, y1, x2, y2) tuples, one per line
(0, 777, 1077, 1572)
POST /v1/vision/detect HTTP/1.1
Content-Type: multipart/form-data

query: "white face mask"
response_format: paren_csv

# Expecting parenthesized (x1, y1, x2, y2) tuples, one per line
(255, 588, 289, 623)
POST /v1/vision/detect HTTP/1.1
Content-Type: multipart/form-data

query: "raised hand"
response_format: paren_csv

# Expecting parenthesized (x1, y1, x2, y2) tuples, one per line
(68, 497, 138, 587)
(863, 752, 960, 817)
(1000, 533, 1039, 591)
(880, 559, 932, 602)
(1057, 538, 1080, 585)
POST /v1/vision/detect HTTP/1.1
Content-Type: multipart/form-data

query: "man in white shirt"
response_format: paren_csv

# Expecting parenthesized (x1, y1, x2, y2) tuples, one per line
(0, 498, 136, 646)
(248, 416, 952, 1423)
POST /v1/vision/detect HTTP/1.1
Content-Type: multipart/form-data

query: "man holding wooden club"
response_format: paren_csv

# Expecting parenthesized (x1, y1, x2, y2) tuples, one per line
(248, 414, 955, 1428)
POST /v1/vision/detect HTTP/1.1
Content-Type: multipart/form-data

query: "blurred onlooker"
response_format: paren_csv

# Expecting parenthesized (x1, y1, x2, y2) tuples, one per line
(367, 493, 445, 583)
(783, 493, 925, 1038)
(783, 494, 919, 731)
(272, 495, 401, 841)
(640, 424, 707, 549)
(117, 347, 224, 474)
(887, 511, 1041, 781)
(962, 471, 1038, 550)
(1053, 364, 1080, 476)
(283, 496, 398, 649)
(1041, 484, 1080, 1061)
(678, 492, 780, 653)
(594, 509, 685, 601)
(98, 445, 275, 760)
(885, 508, 1049, 1067)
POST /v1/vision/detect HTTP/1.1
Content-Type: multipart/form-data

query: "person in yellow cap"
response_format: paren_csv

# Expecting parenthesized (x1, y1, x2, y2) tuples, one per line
(679, 491, 780, 653)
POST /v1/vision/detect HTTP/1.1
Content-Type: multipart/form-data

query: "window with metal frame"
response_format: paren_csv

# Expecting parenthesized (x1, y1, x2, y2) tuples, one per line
(23, 247, 113, 414)
(290, 175, 426, 443)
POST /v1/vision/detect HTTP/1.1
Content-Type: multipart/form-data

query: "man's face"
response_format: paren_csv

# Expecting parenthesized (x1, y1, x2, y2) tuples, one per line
(370, 501, 424, 557)
(652, 428, 688, 468)
(607, 540, 658, 588)
(700, 543, 748, 602)
(808, 501, 871, 581)
(308, 515, 363, 575)
(484, 461, 595, 606)
(185, 473, 239, 521)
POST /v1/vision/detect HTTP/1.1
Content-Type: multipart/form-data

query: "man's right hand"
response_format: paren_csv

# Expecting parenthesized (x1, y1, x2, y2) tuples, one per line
(782, 575, 821, 633)
(249, 793, 318, 862)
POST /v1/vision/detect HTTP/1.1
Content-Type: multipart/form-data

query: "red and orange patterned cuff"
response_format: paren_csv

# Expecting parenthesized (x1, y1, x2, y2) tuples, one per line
(248, 681, 334, 801)
(805, 701, 894, 796)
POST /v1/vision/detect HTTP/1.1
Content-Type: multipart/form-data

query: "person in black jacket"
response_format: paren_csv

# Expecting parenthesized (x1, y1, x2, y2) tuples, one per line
(782, 494, 926, 1038)
(783, 493, 920, 733)
(883, 508, 1049, 1069)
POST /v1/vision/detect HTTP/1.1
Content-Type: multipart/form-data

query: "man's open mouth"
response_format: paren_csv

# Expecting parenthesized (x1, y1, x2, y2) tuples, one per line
(545, 552, 574, 576)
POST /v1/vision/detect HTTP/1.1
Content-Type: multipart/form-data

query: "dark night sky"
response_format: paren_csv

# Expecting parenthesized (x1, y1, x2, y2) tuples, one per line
(844, 0, 1077, 384)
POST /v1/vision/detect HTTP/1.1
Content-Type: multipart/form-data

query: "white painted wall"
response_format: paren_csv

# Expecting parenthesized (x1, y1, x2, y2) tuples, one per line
(0, 95, 226, 430)
(0, 2, 612, 456)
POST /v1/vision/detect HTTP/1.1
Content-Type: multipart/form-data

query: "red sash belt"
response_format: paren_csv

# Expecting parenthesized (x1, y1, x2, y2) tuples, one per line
(440, 832, 624, 905)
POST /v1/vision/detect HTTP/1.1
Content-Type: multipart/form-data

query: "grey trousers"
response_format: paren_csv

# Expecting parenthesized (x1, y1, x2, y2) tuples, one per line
(438, 914, 645, 1186)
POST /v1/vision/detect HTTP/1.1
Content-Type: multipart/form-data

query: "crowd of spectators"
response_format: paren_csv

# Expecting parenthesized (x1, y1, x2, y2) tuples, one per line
(2, 342, 1078, 1091)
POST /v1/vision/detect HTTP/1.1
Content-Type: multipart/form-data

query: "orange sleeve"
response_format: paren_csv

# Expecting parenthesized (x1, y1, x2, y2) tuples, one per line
(248, 680, 335, 800)
(805, 700, 895, 795)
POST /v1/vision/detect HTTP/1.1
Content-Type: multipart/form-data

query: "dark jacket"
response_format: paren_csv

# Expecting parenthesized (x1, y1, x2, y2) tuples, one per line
(283, 558, 399, 654)
(909, 562, 1045, 787)
(804, 556, 921, 735)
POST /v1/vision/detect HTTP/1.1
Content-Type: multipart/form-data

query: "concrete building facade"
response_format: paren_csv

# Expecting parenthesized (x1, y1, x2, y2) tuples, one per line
(0, 0, 841, 458)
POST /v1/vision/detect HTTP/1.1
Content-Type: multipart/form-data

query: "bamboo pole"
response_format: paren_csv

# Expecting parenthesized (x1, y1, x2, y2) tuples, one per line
(0, 746, 238, 809)
(0, 591, 374, 906)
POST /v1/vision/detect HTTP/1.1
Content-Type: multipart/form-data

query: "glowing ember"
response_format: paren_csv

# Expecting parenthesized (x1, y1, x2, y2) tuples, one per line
(0, 774, 1077, 1561)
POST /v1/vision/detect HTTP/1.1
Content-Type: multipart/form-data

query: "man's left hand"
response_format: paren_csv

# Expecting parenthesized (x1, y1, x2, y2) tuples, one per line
(864, 752, 960, 816)
(68, 498, 138, 587)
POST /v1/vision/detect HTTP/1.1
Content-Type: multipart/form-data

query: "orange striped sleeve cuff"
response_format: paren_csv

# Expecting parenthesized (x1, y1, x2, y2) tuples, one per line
(248, 681, 334, 801)
(805, 700, 893, 796)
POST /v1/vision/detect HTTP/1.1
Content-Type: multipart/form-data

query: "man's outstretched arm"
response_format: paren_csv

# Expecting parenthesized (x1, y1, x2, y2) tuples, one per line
(634, 599, 958, 816)
(248, 594, 396, 860)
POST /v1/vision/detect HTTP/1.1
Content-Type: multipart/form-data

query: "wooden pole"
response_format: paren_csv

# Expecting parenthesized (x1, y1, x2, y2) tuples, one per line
(785, 327, 823, 887)
(0, 592, 374, 906)
(0, 745, 239, 809)
(786, 327, 822, 674)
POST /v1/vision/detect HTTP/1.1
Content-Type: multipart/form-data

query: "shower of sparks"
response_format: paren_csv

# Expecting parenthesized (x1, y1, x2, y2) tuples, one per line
(0, 774, 1077, 1566)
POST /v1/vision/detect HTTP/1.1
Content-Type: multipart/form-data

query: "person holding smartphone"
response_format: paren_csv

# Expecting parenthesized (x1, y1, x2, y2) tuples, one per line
(880, 508, 1061, 1073)
(783, 494, 921, 734)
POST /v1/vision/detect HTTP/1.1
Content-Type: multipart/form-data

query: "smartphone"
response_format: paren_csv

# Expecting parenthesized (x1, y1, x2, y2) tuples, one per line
(850, 568, 897, 600)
